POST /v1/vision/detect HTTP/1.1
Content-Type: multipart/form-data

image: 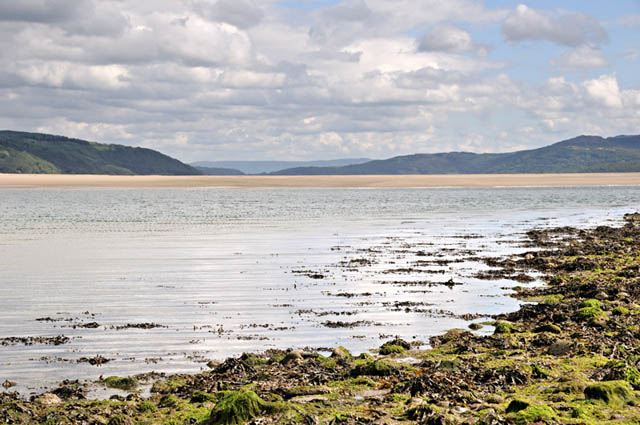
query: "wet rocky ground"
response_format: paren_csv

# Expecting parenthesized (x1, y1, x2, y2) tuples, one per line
(3, 213, 640, 424)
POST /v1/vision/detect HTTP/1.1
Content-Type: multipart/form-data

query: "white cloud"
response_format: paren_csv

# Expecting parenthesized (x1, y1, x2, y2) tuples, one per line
(418, 24, 488, 56)
(502, 4, 607, 46)
(0, 1, 637, 161)
(583, 74, 622, 108)
(550, 46, 609, 69)
(14, 62, 129, 90)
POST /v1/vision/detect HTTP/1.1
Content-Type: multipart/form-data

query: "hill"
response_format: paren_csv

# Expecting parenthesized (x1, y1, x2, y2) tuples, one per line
(271, 135, 640, 175)
(195, 166, 245, 176)
(191, 158, 371, 174)
(0, 131, 201, 175)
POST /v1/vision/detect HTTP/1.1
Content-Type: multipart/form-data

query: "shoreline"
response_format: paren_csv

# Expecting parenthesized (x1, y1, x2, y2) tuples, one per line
(1, 172, 640, 188)
(3, 213, 640, 424)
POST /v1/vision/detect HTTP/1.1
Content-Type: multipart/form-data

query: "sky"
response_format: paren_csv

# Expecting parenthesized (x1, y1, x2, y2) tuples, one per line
(0, 1, 639, 162)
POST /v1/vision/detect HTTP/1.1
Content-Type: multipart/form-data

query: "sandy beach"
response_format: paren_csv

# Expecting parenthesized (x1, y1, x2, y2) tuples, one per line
(1, 172, 640, 189)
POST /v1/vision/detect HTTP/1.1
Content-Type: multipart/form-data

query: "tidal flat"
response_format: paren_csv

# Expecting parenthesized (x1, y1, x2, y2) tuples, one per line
(2, 187, 640, 424)
(4, 212, 640, 424)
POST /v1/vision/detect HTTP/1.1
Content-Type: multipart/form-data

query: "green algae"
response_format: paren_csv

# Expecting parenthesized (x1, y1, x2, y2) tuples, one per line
(158, 394, 180, 408)
(494, 321, 518, 334)
(207, 391, 265, 425)
(350, 359, 398, 377)
(577, 299, 607, 322)
(584, 380, 635, 407)
(191, 390, 217, 403)
(102, 376, 138, 391)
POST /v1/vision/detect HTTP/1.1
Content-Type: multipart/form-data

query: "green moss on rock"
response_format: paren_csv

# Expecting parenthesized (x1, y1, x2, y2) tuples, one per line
(509, 405, 556, 425)
(191, 390, 217, 403)
(102, 376, 138, 391)
(351, 359, 398, 377)
(584, 380, 635, 406)
(494, 321, 518, 334)
(158, 394, 180, 408)
(577, 299, 606, 322)
(207, 391, 266, 425)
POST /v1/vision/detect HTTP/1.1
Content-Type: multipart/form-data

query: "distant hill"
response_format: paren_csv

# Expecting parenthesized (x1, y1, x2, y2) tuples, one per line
(271, 135, 640, 175)
(195, 166, 245, 176)
(191, 158, 371, 174)
(0, 130, 201, 175)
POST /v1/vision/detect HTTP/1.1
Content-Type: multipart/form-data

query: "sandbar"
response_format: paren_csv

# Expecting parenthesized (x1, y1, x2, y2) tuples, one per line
(1, 173, 639, 189)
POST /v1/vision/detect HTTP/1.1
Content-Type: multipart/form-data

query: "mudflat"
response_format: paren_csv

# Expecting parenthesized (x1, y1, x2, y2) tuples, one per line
(1, 172, 640, 188)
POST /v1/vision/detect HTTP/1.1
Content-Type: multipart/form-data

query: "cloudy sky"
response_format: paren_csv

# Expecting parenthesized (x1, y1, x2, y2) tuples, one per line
(1, 1, 639, 162)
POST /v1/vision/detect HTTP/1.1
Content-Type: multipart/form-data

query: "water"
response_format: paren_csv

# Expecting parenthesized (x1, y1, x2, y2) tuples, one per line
(1, 186, 639, 394)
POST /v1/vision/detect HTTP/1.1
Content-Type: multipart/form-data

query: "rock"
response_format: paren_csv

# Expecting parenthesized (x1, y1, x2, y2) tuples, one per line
(547, 341, 572, 356)
(595, 291, 609, 301)
(493, 321, 517, 334)
(584, 380, 635, 407)
(505, 399, 529, 413)
(1, 380, 17, 389)
(534, 324, 562, 334)
(281, 349, 304, 365)
(331, 346, 352, 360)
(486, 395, 504, 404)
(207, 360, 222, 369)
(468, 323, 483, 331)
(36, 393, 62, 406)
(617, 292, 630, 300)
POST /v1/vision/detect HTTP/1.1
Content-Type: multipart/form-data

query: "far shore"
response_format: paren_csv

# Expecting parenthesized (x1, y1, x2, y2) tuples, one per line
(1, 172, 640, 189)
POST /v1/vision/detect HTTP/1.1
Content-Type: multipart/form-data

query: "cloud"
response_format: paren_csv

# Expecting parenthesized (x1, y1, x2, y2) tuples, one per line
(191, 0, 264, 29)
(0, 1, 637, 161)
(0, 0, 83, 23)
(619, 14, 640, 27)
(583, 74, 622, 108)
(418, 24, 488, 56)
(550, 46, 609, 69)
(502, 4, 607, 46)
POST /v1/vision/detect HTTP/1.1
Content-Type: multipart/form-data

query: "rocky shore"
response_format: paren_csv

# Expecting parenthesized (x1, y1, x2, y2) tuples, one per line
(3, 213, 640, 424)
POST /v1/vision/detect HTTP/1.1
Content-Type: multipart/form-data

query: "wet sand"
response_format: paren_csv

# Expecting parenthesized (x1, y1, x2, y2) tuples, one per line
(1, 172, 640, 188)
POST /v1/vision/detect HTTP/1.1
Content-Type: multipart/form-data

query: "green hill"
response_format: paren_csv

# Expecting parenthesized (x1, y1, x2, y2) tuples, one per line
(271, 135, 640, 175)
(0, 130, 201, 175)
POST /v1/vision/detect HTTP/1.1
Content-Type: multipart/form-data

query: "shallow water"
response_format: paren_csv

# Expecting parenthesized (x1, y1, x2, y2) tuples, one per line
(1, 186, 639, 394)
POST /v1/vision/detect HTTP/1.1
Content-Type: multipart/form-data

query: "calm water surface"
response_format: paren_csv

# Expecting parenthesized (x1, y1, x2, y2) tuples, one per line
(1, 186, 639, 394)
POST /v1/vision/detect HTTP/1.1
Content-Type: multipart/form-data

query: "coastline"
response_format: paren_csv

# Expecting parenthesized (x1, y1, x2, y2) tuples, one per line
(1, 172, 640, 189)
(3, 213, 640, 424)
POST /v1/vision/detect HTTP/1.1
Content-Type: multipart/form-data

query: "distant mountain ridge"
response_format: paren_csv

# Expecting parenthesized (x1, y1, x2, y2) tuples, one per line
(270, 135, 640, 175)
(0, 130, 201, 175)
(192, 158, 371, 174)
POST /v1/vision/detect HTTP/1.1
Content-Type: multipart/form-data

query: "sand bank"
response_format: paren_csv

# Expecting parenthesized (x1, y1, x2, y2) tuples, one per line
(1, 173, 639, 189)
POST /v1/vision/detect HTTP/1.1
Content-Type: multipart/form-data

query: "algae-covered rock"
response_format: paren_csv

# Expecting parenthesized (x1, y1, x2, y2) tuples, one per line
(534, 324, 562, 334)
(576, 299, 606, 322)
(351, 359, 398, 377)
(547, 341, 572, 356)
(603, 361, 640, 389)
(508, 404, 556, 425)
(107, 415, 133, 425)
(103, 376, 138, 391)
(505, 399, 529, 413)
(208, 391, 268, 425)
(468, 322, 483, 331)
(191, 390, 217, 403)
(137, 400, 157, 412)
(406, 403, 455, 425)
(331, 346, 353, 360)
(493, 321, 518, 334)
(379, 338, 411, 355)
(584, 380, 635, 406)
(613, 306, 631, 316)
(158, 394, 179, 408)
